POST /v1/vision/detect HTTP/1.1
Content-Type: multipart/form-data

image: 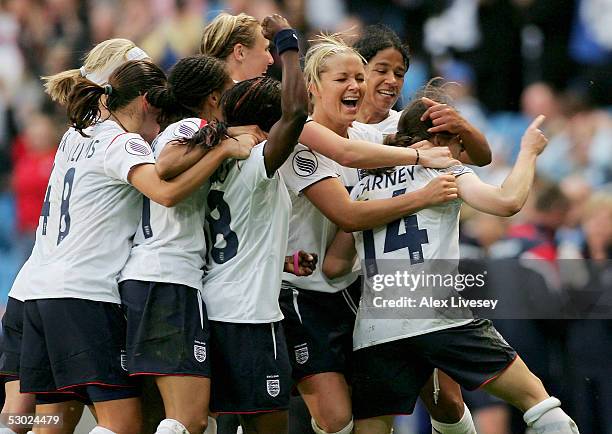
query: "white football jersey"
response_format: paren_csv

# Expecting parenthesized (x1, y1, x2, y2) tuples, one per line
(352, 109, 400, 136)
(119, 118, 209, 290)
(350, 164, 475, 350)
(201, 142, 291, 323)
(10, 120, 155, 303)
(279, 122, 383, 293)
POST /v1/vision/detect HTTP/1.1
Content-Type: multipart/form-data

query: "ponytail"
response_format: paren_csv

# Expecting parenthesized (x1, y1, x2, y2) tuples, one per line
(66, 79, 106, 136)
(178, 120, 228, 153)
(42, 69, 83, 105)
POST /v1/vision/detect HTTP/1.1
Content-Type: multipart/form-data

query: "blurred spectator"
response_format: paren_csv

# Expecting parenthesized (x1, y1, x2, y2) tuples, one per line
(10, 112, 57, 261)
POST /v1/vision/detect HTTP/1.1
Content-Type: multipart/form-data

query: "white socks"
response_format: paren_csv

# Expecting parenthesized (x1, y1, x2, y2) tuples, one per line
(311, 417, 354, 434)
(89, 427, 117, 434)
(430, 404, 477, 434)
(524, 397, 579, 433)
(204, 416, 217, 433)
(155, 418, 190, 434)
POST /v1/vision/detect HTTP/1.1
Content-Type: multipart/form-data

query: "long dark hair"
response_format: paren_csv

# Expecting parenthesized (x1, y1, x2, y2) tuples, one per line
(146, 55, 230, 130)
(221, 76, 281, 133)
(66, 60, 166, 136)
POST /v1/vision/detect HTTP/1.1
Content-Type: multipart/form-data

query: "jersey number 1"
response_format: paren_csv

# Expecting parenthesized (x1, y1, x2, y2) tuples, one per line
(363, 188, 429, 278)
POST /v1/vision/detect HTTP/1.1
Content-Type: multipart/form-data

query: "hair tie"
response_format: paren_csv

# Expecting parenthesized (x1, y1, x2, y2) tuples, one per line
(103, 84, 113, 96)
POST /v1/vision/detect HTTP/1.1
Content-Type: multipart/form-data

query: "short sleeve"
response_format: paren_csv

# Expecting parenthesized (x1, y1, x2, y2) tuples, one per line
(104, 132, 155, 182)
(348, 122, 384, 144)
(236, 142, 269, 189)
(279, 144, 340, 194)
(153, 118, 207, 156)
(437, 164, 474, 178)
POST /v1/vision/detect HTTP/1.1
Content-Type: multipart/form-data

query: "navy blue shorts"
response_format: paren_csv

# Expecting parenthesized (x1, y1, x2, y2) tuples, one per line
(352, 319, 517, 419)
(0, 297, 25, 379)
(20, 298, 140, 403)
(279, 280, 359, 382)
(209, 321, 291, 414)
(120, 280, 211, 378)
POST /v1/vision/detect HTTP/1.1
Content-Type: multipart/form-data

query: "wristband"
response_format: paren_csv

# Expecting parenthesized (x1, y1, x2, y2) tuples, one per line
(293, 251, 300, 275)
(274, 29, 299, 56)
(415, 149, 420, 165)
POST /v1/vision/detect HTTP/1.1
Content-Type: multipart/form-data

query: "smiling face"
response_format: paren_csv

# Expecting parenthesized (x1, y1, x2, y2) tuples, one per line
(238, 27, 274, 80)
(311, 53, 366, 127)
(363, 47, 406, 116)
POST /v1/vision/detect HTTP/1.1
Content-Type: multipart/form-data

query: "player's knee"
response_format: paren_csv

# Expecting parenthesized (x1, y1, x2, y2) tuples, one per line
(429, 392, 465, 423)
(311, 416, 354, 434)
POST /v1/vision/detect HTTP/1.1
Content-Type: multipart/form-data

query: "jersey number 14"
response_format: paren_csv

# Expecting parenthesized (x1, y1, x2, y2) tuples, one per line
(362, 188, 429, 278)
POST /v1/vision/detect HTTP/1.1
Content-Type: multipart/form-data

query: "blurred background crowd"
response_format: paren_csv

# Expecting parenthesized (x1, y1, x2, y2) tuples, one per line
(0, 0, 610, 433)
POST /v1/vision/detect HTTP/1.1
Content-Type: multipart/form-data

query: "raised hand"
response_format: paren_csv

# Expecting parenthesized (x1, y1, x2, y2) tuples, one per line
(520, 115, 548, 156)
(420, 97, 467, 135)
(262, 14, 292, 41)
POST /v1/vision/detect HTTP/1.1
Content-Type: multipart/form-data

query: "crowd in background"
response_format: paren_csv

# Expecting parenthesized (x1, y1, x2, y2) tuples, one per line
(0, 0, 610, 433)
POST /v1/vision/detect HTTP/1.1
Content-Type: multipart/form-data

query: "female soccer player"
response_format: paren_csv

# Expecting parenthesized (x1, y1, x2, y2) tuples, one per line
(352, 24, 491, 433)
(200, 12, 274, 82)
(277, 35, 460, 434)
(193, 13, 308, 434)
(118, 54, 266, 434)
(0, 38, 149, 434)
(352, 24, 491, 166)
(12, 59, 255, 434)
(323, 86, 580, 434)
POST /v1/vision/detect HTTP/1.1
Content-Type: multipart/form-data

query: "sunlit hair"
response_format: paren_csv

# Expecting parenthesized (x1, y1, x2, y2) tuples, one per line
(42, 39, 147, 105)
(200, 13, 260, 59)
(303, 33, 366, 96)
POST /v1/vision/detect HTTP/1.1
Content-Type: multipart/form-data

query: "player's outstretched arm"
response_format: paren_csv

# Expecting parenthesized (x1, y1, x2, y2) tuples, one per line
(323, 230, 357, 279)
(303, 174, 457, 232)
(262, 15, 308, 177)
(129, 134, 257, 207)
(420, 96, 492, 166)
(156, 125, 266, 180)
(457, 115, 548, 216)
(299, 121, 457, 169)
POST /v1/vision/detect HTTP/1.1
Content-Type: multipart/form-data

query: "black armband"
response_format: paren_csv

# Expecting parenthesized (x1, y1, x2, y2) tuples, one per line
(274, 29, 299, 56)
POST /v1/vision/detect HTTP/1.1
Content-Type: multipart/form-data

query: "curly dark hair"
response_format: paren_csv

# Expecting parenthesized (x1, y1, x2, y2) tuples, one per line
(352, 24, 410, 70)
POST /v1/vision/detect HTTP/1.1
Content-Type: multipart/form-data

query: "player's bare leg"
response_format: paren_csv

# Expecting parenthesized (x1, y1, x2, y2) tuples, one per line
(1, 380, 35, 434)
(155, 376, 210, 434)
(89, 397, 141, 434)
(240, 410, 287, 434)
(354, 415, 393, 434)
(483, 356, 579, 433)
(419, 370, 476, 433)
(297, 373, 352, 433)
(31, 401, 84, 434)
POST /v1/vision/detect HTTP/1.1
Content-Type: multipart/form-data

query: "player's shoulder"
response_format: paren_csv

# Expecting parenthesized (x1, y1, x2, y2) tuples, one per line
(166, 117, 207, 140)
(94, 121, 151, 157)
(348, 121, 384, 143)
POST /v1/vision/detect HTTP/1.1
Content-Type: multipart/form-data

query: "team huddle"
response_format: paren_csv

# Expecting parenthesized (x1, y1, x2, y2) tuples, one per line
(0, 11, 580, 434)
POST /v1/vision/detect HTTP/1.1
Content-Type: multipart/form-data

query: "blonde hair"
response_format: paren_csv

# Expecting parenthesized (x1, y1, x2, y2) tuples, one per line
(200, 13, 260, 60)
(42, 39, 142, 105)
(304, 33, 366, 94)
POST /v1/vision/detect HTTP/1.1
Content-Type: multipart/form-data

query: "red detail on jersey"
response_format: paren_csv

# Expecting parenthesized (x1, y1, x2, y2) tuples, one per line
(105, 131, 130, 151)
(199, 119, 208, 129)
(57, 381, 135, 390)
(128, 372, 209, 378)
